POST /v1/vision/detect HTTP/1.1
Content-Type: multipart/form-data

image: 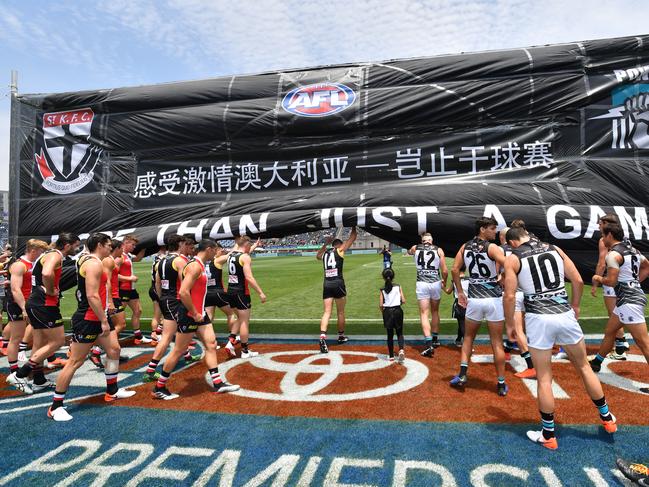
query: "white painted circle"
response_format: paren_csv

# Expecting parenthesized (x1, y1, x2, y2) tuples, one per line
(598, 354, 649, 394)
(218, 350, 429, 402)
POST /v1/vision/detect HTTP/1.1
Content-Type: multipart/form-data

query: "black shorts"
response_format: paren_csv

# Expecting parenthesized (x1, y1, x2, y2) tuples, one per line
(159, 297, 180, 321)
(111, 297, 125, 314)
(177, 306, 210, 333)
(227, 293, 251, 310)
(206, 290, 229, 308)
(71, 314, 115, 343)
(148, 286, 159, 303)
(119, 289, 140, 302)
(6, 302, 24, 322)
(323, 280, 347, 300)
(452, 299, 466, 320)
(382, 306, 404, 330)
(26, 305, 63, 329)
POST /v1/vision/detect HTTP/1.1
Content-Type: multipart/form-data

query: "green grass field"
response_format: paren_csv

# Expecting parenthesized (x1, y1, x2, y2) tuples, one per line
(56, 253, 627, 335)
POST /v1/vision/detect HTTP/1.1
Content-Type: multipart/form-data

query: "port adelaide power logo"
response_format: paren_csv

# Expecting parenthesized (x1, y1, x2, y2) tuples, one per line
(282, 82, 356, 117)
(589, 66, 649, 150)
(34, 108, 101, 194)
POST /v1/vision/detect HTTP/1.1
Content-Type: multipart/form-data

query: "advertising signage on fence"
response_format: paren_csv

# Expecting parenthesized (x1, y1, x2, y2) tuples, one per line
(9, 34, 649, 281)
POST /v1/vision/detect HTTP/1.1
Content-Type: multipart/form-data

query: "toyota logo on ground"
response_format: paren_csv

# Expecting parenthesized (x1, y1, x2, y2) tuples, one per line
(281, 83, 357, 117)
(212, 350, 429, 402)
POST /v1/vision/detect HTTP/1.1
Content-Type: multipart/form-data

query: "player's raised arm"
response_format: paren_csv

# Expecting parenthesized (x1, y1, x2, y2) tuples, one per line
(316, 236, 332, 260)
(340, 227, 357, 253)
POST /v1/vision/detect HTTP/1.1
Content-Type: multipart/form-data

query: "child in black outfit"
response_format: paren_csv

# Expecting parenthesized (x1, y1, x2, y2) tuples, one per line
(445, 273, 468, 347)
(379, 268, 406, 363)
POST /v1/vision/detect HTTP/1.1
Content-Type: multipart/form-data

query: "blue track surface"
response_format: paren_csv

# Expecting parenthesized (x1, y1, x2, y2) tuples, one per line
(0, 404, 643, 486)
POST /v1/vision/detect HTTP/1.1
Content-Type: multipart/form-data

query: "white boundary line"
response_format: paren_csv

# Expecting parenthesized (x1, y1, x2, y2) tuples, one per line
(60, 316, 616, 322)
(251, 333, 608, 340)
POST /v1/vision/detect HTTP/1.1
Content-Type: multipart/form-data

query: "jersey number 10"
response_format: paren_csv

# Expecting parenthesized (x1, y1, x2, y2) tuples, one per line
(526, 254, 561, 293)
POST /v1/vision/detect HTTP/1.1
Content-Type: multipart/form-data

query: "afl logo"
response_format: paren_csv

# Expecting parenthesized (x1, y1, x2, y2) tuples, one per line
(282, 83, 356, 117)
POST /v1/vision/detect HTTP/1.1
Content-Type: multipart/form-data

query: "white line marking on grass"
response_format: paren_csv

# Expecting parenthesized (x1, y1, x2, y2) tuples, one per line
(0, 347, 200, 415)
(60, 316, 618, 323)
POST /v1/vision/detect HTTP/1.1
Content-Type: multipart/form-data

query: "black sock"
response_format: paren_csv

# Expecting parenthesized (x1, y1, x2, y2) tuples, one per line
(521, 351, 534, 369)
(338, 330, 345, 337)
(386, 329, 394, 357)
(32, 367, 46, 385)
(459, 364, 468, 377)
(397, 329, 405, 350)
(457, 318, 465, 340)
(51, 390, 66, 410)
(16, 360, 35, 379)
(19, 341, 28, 352)
(592, 396, 612, 421)
(614, 338, 626, 355)
(541, 411, 555, 439)
(241, 342, 249, 353)
(432, 332, 439, 343)
(228, 333, 236, 343)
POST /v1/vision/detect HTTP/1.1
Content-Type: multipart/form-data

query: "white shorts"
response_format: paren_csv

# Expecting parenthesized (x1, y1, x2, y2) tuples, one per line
(466, 297, 504, 323)
(526, 310, 584, 350)
(515, 291, 525, 313)
(602, 285, 616, 298)
(416, 281, 442, 301)
(613, 304, 646, 325)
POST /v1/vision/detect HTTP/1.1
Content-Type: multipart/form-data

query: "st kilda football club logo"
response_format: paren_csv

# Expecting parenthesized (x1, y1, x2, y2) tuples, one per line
(34, 108, 101, 194)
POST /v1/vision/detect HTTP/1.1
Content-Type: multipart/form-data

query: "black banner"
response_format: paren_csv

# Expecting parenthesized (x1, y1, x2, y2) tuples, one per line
(9, 34, 649, 280)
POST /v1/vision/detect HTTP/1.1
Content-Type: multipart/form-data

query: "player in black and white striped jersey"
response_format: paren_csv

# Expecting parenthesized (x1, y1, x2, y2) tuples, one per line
(590, 222, 649, 395)
(149, 246, 167, 342)
(591, 214, 631, 360)
(450, 217, 508, 395)
(408, 233, 448, 355)
(504, 226, 617, 449)
(500, 221, 536, 379)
